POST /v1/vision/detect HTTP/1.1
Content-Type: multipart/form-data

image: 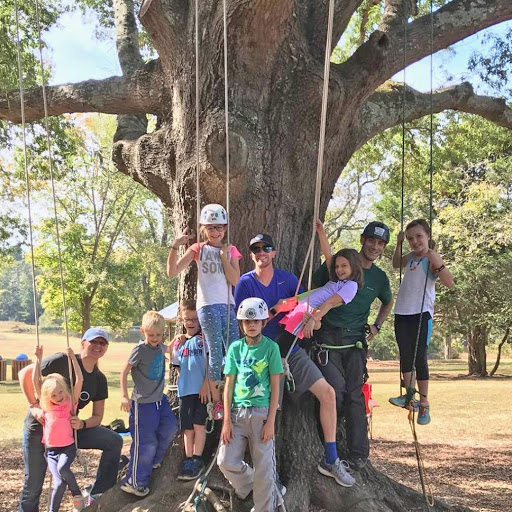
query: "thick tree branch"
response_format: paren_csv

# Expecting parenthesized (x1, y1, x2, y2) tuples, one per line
(354, 81, 512, 149)
(379, 0, 418, 32)
(0, 60, 167, 124)
(346, 0, 512, 93)
(113, 0, 148, 141)
(138, 0, 187, 70)
(297, 0, 365, 59)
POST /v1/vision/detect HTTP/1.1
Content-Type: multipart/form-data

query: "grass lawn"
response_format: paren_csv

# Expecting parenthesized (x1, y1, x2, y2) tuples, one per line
(1, 321, 511, 511)
(1, 320, 511, 448)
(0, 322, 142, 446)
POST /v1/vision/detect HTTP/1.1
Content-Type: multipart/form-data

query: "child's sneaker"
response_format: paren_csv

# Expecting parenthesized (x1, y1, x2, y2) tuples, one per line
(317, 458, 356, 487)
(120, 481, 150, 497)
(213, 401, 224, 420)
(177, 457, 194, 481)
(417, 404, 431, 425)
(72, 495, 86, 512)
(388, 395, 419, 410)
(188, 456, 205, 480)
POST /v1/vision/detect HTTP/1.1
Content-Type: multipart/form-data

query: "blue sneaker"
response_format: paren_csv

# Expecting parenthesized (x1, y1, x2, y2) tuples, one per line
(417, 404, 431, 425)
(177, 457, 194, 481)
(389, 395, 419, 410)
(187, 457, 205, 480)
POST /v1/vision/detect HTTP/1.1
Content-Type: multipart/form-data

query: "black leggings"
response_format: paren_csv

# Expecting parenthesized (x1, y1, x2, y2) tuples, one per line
(395, 313, 432, 381)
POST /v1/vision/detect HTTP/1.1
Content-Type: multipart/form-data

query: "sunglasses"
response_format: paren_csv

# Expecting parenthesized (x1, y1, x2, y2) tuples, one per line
(205, 225, 225, 232)
(88, 339, 108, 347)
(250, 245, 274, 254)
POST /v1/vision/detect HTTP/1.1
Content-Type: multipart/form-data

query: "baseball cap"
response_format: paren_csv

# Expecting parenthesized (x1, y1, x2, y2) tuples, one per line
(361, 221, 390, 243)
(249, 233, 274, 248)
(82, 327, 109, 344)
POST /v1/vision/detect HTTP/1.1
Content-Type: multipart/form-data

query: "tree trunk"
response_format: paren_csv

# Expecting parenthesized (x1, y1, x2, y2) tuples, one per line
(82, 295, 92, 332)
(489, 327, 510, 376)
(444, 334, 452, 360)
(467, 326, 487, 377)
(89, 393, 469, 512)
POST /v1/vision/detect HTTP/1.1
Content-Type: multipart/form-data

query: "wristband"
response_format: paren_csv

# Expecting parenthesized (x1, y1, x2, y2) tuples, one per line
(435, 264, 445, 273)
(29, 400, 40, 408)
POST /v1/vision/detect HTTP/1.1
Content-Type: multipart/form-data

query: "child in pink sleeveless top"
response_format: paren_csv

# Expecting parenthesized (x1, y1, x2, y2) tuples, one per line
(33, 346, 85, 512)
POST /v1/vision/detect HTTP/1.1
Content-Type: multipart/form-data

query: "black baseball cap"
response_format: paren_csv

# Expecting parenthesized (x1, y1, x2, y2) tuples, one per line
(361, 222, 390, 243)
(249, 233, 274, 248)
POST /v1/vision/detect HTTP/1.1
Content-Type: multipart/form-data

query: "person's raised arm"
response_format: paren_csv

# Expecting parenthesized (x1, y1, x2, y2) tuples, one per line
(392, 231, 412, 268)
(66, 347, 83, 406)
(120, 362, 132, 413)
(316, 219, 332, 266)
(220, 244, 240, 286)
(32, 345, 43, 401)
(167, 228, 196, 276)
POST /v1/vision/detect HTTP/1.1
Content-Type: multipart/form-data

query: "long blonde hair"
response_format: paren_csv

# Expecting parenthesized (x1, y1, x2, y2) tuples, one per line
(39, 373, 72, 412)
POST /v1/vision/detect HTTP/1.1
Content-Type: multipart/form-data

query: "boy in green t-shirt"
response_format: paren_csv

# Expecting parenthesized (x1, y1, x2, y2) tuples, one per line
(217, 298, 283, 512)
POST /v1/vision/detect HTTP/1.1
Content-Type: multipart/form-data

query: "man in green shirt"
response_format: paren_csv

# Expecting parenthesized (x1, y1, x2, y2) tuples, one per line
(312, 221, 393, 471)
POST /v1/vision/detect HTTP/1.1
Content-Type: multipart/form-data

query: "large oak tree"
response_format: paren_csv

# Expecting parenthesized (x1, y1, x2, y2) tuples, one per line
(2, 0, 511, 510)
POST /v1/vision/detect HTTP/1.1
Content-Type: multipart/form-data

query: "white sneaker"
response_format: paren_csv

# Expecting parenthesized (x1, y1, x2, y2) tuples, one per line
(317, 458, 356, 487)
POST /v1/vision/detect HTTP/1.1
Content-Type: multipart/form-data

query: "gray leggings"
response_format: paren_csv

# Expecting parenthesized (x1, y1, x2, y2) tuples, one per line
(46, 444, 80, 512)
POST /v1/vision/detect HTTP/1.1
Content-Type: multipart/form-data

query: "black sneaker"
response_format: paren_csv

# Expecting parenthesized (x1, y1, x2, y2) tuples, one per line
(348, 457, 369, 473)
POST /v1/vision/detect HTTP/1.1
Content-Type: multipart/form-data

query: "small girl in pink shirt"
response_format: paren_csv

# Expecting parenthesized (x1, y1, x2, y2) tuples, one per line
(33, 346, 85, 512)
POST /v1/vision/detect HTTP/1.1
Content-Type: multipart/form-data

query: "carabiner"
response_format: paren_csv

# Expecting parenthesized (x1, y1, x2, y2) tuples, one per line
(317, 347, 329, 366)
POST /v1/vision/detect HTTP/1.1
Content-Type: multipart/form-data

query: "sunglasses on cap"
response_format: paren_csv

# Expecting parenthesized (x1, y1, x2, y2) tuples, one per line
(250, 245, 274, 254)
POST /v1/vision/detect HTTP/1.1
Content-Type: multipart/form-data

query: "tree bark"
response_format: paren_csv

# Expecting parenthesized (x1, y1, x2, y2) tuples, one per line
(4, 0, 512, 510)
(467, 326, 488, 377)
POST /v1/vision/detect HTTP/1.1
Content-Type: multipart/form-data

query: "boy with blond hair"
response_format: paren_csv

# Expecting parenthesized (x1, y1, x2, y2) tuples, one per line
(120, 311, 178, 497)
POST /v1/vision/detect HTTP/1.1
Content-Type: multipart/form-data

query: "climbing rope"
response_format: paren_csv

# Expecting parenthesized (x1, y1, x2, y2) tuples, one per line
(398, 0, 436, 508)
(282, 0, 335, 379)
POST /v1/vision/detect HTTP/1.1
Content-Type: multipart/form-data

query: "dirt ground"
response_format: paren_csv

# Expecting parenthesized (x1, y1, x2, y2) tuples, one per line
(2, 438, 511, 512)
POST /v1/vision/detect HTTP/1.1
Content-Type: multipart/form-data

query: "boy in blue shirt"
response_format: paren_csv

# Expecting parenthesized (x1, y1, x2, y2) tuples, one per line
(120, 311, 178, 497)
(217, 298, 283, 512)
(172, 300, 209, 480)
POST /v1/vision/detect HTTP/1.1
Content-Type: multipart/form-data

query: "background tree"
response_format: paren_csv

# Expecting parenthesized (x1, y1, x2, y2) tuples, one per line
(2, 0, 512, 510)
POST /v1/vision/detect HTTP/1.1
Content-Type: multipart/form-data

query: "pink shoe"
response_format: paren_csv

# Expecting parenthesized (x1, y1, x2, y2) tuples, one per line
(212, 401, 224, 420)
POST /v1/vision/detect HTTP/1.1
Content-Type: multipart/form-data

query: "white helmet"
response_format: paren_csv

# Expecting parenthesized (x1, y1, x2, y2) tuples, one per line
(237, 298, 269, 320)
(200, 204, 228, 225)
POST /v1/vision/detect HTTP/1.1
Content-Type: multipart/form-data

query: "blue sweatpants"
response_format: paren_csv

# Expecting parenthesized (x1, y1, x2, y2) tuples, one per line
(126, 395, 178, 487)
(197, 303, 239, 381)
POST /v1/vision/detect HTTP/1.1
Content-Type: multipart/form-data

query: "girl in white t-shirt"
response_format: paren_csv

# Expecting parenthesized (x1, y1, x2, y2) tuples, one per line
(167, 204, 241, 416)
(390, 219, 453, 425)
